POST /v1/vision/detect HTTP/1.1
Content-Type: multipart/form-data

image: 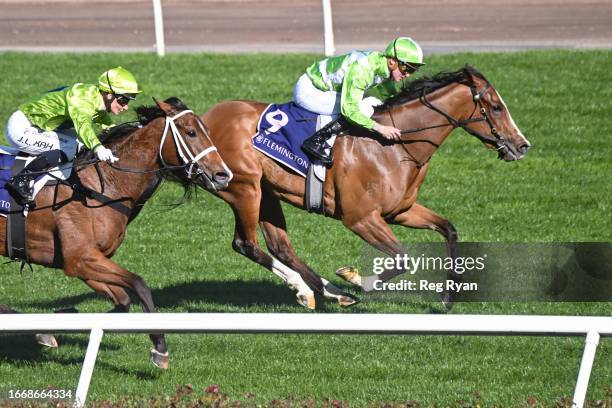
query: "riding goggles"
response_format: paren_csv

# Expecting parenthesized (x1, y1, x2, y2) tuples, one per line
(114, 93, 137, 106)
(398, 61, 420, 75)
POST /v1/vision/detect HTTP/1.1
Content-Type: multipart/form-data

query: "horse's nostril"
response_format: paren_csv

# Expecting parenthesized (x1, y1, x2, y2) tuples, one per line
(518, 143, 530, 154)
(213, 171, 230, 184)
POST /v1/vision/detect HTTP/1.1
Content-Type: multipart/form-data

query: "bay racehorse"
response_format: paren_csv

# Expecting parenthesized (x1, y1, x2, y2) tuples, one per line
(202, 66, 530, 310)
(0, 98, 230, 369)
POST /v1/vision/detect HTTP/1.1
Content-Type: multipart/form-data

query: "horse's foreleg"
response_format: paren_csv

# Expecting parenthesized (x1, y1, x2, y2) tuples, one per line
(232, 217, 317, 309)
(64, 251, 168, 369)
(392, 202, 460, 310)
(341, 211, 407, 291)
(259, 192, 359, 307)
(228, 185, 316, 309)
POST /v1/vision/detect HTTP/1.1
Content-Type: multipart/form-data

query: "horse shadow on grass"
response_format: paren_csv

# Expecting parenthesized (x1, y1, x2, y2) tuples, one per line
(0, 334, 49, 362)
(152, 279, 330, 311)
(0, 333, 121, 362)
(16, 279, 347, 312)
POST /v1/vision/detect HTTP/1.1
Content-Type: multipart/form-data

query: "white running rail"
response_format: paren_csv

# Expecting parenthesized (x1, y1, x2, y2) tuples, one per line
(321, 0, 335, 56)
(152, 0, 165, 57)
(1, 313, 610, 408)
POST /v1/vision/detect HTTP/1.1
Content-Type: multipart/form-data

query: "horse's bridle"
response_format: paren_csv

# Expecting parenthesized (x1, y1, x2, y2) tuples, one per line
(390, 81, 509, 159)
(68, 111, 219, 179)
(158, 109, 219, 180)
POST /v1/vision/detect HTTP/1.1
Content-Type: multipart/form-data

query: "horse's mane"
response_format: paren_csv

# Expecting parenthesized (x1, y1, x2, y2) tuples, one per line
(378, 65, 488, 110)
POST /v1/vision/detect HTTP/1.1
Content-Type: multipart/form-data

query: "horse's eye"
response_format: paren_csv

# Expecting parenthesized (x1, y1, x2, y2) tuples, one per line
(492, 105, 503, 113)
(186, 129, 196, 138)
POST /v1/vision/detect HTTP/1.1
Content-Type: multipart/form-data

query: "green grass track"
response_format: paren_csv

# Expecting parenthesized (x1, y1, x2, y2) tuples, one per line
(0, 50, 610, 406)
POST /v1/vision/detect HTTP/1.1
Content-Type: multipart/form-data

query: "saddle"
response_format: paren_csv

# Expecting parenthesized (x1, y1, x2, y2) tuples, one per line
(252, 102, 343, 214)
(0, 146, 74, 262)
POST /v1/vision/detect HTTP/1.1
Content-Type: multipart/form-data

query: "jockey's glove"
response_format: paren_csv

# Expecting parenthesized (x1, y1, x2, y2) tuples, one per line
(94, 145, 119, 163)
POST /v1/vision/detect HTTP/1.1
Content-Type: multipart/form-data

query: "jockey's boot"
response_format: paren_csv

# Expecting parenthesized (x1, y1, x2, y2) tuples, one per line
(5, 150, 66, 205)
(301, 119, 343, 166)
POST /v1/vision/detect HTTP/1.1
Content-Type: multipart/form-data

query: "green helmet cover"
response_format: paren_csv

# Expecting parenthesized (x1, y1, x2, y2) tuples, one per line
(98, 66, 141, 95)
(384, 37, 425, 65)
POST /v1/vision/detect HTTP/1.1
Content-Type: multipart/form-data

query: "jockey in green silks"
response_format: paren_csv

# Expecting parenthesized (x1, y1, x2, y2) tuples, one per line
(4, 66, 141, 204)
(295, 37, 425, 166)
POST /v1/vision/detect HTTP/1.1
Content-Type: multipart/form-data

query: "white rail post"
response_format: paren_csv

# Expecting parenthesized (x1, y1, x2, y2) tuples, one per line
(74, 328, 104, 408)
(152, 0, 166, 57)
(572, 331, 600, 408)
(321, 0, 335, 56)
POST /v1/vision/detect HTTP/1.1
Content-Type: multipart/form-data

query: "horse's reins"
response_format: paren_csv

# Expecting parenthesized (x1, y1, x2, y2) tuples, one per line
(386, 106, 428, 167)
(388, 82, 509, 162)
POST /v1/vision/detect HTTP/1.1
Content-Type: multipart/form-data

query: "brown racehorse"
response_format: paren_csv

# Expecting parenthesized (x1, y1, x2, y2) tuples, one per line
(202, 66, 531, 310)
(0, 97, 230, 369)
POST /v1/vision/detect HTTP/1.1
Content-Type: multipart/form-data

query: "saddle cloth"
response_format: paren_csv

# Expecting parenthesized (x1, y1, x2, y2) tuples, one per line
(252, 102, 336, 178)
(0, 146, 72, 216)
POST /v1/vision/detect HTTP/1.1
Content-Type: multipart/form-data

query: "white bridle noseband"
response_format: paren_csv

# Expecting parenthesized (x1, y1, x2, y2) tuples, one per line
(158, 109, 218, 179)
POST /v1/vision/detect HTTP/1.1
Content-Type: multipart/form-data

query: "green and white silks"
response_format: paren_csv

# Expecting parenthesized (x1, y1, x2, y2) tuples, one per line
(295, 51, 400, 129)
(11, 83, 113, 154)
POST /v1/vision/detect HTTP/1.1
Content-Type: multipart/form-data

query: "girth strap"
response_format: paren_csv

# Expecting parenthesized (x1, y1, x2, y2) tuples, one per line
(82, 189, 132, 217)
(6, 159, 28, 262)
(66, 173, 132, 217)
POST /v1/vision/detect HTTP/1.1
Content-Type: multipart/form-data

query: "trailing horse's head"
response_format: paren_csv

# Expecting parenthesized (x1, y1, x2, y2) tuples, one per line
(461, 67, 531, 161)
(151, 97, 232, 191)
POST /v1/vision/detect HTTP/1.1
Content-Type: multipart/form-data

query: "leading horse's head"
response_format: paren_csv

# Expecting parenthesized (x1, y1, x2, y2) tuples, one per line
(461, 66, 531, 161)
(142, 97, 232, 191)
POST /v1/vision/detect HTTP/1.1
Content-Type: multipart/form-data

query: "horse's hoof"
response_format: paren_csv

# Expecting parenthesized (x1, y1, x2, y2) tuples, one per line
(35, 334, 58, 348)
(150, 349, 169, 370)
(296, 292, 316, 310)
(338, 294, 360, 308)
(335, 266, 361, 286)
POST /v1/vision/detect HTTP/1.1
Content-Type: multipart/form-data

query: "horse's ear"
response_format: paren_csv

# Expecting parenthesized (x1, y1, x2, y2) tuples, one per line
(463, 65, 485, 85)
(462, 65, 475, 83)
(152, 97, 174, 115)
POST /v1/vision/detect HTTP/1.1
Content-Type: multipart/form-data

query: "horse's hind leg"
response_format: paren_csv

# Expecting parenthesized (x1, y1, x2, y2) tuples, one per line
(0, 305, 58, 348)
(259, 191, 359, 307)
(63, 250, 168, 369)
(391, 202, 460, 310)
(83, 280, 132, 313)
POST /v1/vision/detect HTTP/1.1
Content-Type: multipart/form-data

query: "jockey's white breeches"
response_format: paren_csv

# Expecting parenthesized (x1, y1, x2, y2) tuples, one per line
(293, 73, 382, 119)
(5, 110, 79, 160)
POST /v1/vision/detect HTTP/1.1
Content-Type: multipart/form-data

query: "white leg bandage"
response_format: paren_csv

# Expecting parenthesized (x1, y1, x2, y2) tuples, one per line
(270, 257, 312, 295)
